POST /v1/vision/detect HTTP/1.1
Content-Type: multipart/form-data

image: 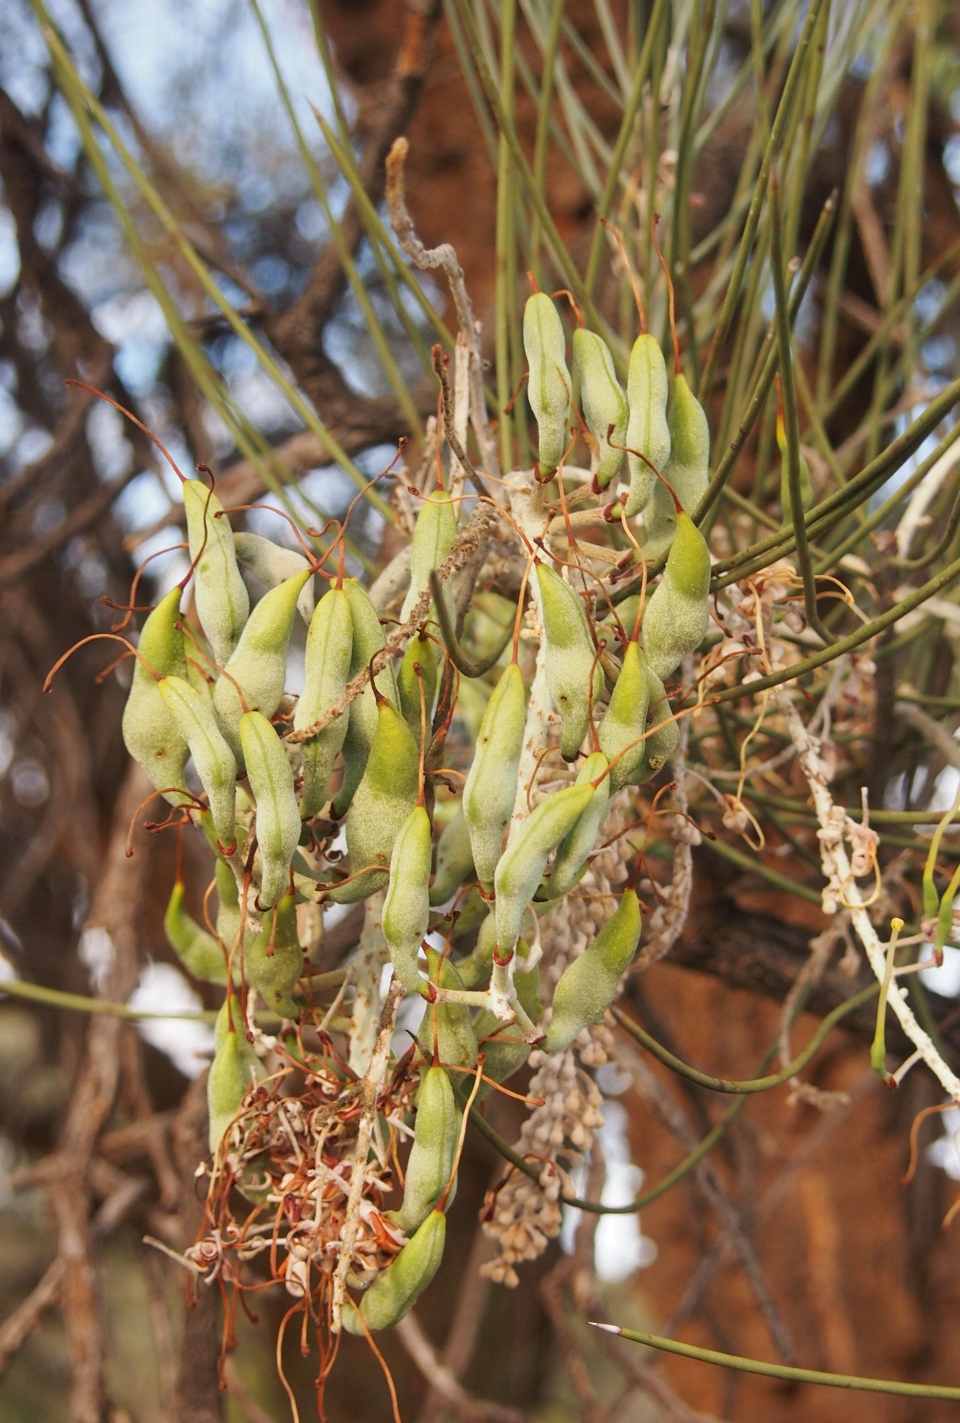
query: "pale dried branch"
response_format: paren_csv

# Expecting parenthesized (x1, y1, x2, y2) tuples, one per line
(397, 1312, 529, 1423)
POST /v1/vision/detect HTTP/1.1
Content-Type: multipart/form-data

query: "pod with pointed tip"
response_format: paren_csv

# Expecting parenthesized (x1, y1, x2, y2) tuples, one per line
(624, 334, 670, 516)
(494, 781, 596, 955)
(213, 570, 311, 761)
(598, 641, 651, 791)
(423, 947, 478, 1068)
(207, 997, 263, 1152)
(573, 328, 627, 490)
(473, 959, 540, 1097)
(183, 479, 249, 666)
(664, 372, 709, 515)
(239, 711, 301, 908)
(461, 662, 527, 890)
(640, 510, 710, 680)
(635, 662, 679, 783)
(294, 586, 353, 818)
(400, 490, 458, 623)
(523, 292, 571, 477)
(541, 751, 611, 899)
(164, 879, 228, 985)
(121, 587, 190, 803)
(537, 563, 605, 760)
(329, 699, 420, 904)
(392, 1065, 459, 1233)
(382, 804, 432, 993)
(244, 892, 302, 1017)
(544, 888, 642, 1052)
(429, 807, 475, 907)
(158, 675, 238, 848)
(333, 578, 398, 818)
(397, 632, 438, 740)
(233, 531, 315, 623)
(342, 1208, 446, 1335)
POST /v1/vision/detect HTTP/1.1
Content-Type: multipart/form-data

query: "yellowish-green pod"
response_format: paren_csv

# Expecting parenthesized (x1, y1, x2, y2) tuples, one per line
(330, 699, 420, 904)
(183, 479, 249, 666)
(640, 510, 711, 680)
(461, 662, 527, 890)
(541, 751, 610, 900)
(523, 292, 571, 477)
(777, 410, 813, 523)
(536, 563, 605, 760)
(121, 587, 190, 803)
(635, 662, 679, 784)
(424, 947, 478, 1068)
(213, 569, 311, 761)
(294, 586, 353, 818)
(163, 879, 228, 985)
(664, 372, 710, 514)
(392, 1065, 459, 1233)
(238, 711, 301, 908)
(158, 674, 238, 848)
(233, 531, 315, 623)
(624, 334, 670, 516)
(401, 490, 458, 622)
(342, 1208, 446, 1335)
(573, 327, 627, 490)
(397, 632, 438, 740)
(382, 805, 432, 994)
(207, 997, 263, 1153)
(333, 578, 397, 818)
(598, 641, 651, 792)
(544, 888, 642, 1052)
(244, 892, 302, 1017)
(494, 782, 596, 955)
(215, 856, 246, 960)
(473, 958, 540, 1098)
(429, 807, 475, 907)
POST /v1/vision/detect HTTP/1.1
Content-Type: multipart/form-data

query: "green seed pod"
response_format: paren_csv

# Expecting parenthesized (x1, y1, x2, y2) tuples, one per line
(244, 892, 302, 1017)
(573, 328, 627, 491)
(382, 805, 432, 994)
(164, 878, 228, 985)
(213, 570, 311, 762)
(293, 586, 353, 818)
(541, 751, 610, 899)
(233, 531, 316, 623)
(640, 510, 711, 680)
(239, 710, 301, 908)
(158, 674, 238, 848)
(397, 632, 438, 741)
(183, 478, 250, 667)
(332, 578, 398, 819)
(624, 334, 671, 517)
(494, 781, 596, 955)
(523, 292, 571, 478)
(424, 947, 478, 1068)
(664, 373, 710, 514)
(544, 888, 642, 1052)
(342, 1208, 447, 1335)
(121, 587, 190, 803)
(393, 1065, 459, 1233)
(401, 490, 458, 623)
(455, 908, 498, 988)
(536, 563, 605, 760)
(598, 641, 651, 791)
(329, 699, 420, 904)
(207, 997, 263, 1153)
(215, 856, 245, 959)
(461, 662, 527, 890)
(635, 662, 679, 783)
(429, 807, 475, 907)
(473, 958, 541, 1097)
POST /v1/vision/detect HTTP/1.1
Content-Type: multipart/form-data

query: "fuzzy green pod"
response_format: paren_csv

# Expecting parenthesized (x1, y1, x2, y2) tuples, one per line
(401, 490, 458, 622)
(424, 947, 478, 1068)
(494, 781, 596, 955)
(397, 632, 439, 741)
(640, 511, 711, 680)
(333, 578, 397, 818)
(233, 531, 315, 623)
(239, 711, 301, 908)
(624, 334, 670, 517)
(244, 892, 302, 1017)
(598, 641, 651, 792)
(382, 805, 432, 994)
(664, 373, 710, 514)
(207, 997, 263, 1153)
(635, 662, 679, 783)
(183, 479, 249, 667)
(215, 856, 245, 959)
(461, 662, 527, 890)
(541, 751, 610, 900)
(544, 888, 642, 1052)
(537, 563, 605, 760)
(429, 807, 474, 907)
(164, 879, 228, 985)
(473, 959, 540, 1097)
(330, 699, 420, 904)
(342, 1208, 446, 1335)
(158, 675, 238, 849)
(573, 328, 627, 490)
(294, 586, 353, 818)
(213, 569, 311, 761)
(523, 292, 571, 477)
(393, 1066, 459, 1233)
(121, 587, 190, 803)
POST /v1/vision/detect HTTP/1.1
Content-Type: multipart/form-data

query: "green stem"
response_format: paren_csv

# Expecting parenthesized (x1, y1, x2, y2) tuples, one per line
(0, 977, 217, 1022)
